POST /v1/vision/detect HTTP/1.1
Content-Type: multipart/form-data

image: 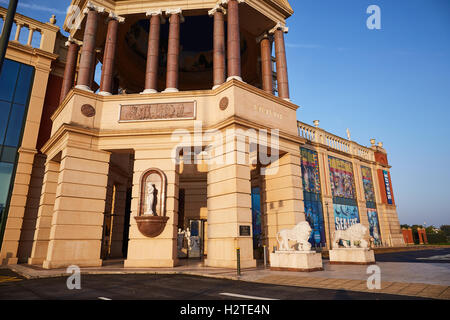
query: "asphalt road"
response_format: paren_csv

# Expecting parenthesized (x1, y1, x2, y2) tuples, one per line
(375, 248, 450, 263)
(0, 273, 423, 301)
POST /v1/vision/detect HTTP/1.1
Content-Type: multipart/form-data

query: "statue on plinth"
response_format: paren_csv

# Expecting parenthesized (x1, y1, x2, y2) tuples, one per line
(144, 183, 157, 216)
(333, 223, 368, 249)
(276, 221, 312, 251)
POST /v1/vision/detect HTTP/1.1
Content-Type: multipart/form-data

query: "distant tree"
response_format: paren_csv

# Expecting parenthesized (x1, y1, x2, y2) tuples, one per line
(440, 225, 450, 237)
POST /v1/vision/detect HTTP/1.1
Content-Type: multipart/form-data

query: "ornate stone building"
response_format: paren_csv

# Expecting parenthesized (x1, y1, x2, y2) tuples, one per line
(0, 0, 403, 269)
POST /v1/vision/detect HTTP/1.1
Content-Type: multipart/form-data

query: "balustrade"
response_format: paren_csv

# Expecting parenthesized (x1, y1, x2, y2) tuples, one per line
(298, 121, 375, 161)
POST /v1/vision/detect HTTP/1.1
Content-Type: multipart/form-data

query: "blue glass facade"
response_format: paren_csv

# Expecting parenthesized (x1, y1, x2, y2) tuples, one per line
(0, 59, 35, 247)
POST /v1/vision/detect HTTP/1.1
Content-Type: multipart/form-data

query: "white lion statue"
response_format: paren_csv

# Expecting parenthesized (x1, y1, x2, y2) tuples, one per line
(276, 221, 312, 251)
(333, 223, 368, 249)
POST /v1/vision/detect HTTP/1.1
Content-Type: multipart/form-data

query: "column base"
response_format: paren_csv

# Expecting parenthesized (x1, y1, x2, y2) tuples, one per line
(269, 251, 323, 272)
(124, 258, 179, 268)
(98, 91, 112, 96)
(28, 257, 45, 265)
(329, 248, 376, 265)
(212, 84, 223, 90)
(162, 88, 179, 93)
(42, 259, 103, 269)
(205, 258, 256, 269)
(226, 76, 243, 82)
(1, 257, 18, 265)
(140, 89, 158, 94)
(75, 85, 94, 93)
(282, 98, 291, 102)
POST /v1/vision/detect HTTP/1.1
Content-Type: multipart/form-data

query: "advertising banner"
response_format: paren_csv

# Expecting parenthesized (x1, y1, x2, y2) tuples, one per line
(304, 199, 326, 246)
(300, 148, 321, 194)
(361, 166, 376, 204)
(333, 203, 360, 230)
(367, 209, 382, 245)
(251, 187, 262, 250)
(382, 170, 393, 205)
(301, 148, 326, 246)
(328, 156, 356, 200)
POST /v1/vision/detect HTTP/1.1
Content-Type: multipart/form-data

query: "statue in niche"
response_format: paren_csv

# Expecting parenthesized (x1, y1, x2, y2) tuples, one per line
(144, 183, 158, 216)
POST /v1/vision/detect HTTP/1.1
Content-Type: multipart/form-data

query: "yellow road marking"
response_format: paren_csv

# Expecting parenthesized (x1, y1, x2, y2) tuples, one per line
(0, 276, 22, 283)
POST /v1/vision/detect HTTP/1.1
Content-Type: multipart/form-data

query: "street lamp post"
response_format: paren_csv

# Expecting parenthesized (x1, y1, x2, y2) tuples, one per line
(0, 0, 19, 74)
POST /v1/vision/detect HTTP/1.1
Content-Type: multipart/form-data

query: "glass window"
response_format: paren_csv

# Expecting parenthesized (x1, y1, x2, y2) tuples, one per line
(0, 60, 20, 102)
(0, 162, 13, 207)
(0, 101, 11, 144)
(14, 65, 34, 105)
(4, 104, 25, 147)
(0, 146, 17, 163)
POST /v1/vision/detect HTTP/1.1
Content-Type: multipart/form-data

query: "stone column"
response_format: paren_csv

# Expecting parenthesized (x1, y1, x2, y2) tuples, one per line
(205, 128, 256, 269)
(262, 152, 304, 251)
(164, 8, 183, 93)
(259, 33, 273, 94)
(142, 10, 163, 94)
(28, 159, 60, 265)
(76, 4, 103, 92)
(60, 39, 80, 103)
(209, 5, 226, 89)
(99, 13, 124, 96)
(226, 0, 243, 81)
(42, 146, 111, 269)
(125, 149, 179, 267)
(271, 24, 290, 100)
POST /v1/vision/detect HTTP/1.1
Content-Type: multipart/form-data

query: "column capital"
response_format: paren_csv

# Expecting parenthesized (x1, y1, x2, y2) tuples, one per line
(108, 12, 125, 23)
(165, 8, 184, 23)
(208, 4, 227, 16)
(220, 0, 245, 5)
(256, 32, 273, 44)
(83, 1, 106, 14)
(65, 36, 83, 47)
(269, 22, 289, 34)
(146, 9, 166, 23)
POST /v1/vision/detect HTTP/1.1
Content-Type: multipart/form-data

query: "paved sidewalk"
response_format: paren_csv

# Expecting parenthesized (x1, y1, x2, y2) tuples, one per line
(4, 259, 449, 300)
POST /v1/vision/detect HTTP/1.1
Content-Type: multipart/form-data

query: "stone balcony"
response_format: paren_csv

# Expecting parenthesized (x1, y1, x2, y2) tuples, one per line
(0, 6, 59, 54)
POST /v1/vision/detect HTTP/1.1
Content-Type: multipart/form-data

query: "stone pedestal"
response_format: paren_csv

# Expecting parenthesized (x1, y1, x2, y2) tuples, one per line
(270, 251, 323, 272)
(329, 248, 375, 265)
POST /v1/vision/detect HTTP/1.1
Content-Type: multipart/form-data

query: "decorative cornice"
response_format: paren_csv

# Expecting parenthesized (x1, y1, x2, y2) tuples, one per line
(221, 0, 246, 5)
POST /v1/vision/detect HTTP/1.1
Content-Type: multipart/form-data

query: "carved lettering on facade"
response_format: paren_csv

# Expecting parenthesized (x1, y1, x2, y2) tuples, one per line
(119, 102, 196, 122)
(253, 104, 283, 120)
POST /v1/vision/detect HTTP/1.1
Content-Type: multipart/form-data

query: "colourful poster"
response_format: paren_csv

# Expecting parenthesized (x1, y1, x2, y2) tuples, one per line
(382, 170, 393, 205)
(251, 187, 262, 250)
(301, 148, 326, 246)
(367, 209, 382, 245)
(328, 156, 356, 200)
(300, 148, 321, 194)
(333, 203, 360, 230)
(304, 199, 326, 246)
(361, 166, 376, 204)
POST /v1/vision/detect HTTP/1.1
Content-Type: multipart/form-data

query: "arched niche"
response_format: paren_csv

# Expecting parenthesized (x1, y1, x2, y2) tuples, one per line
(135, 168, 169, 237)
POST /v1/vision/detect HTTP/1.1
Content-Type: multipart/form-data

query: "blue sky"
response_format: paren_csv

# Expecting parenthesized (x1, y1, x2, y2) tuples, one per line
(2, 0, 449, 227)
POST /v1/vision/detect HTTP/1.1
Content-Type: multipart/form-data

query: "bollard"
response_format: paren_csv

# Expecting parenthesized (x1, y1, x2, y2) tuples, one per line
(263, 245, 267, 268)
(236, 248, 241, 276)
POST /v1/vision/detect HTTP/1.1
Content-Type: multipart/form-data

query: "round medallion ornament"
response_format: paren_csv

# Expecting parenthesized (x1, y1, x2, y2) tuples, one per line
(81, 104, 96, 117)
(219, 97, 229, 111)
